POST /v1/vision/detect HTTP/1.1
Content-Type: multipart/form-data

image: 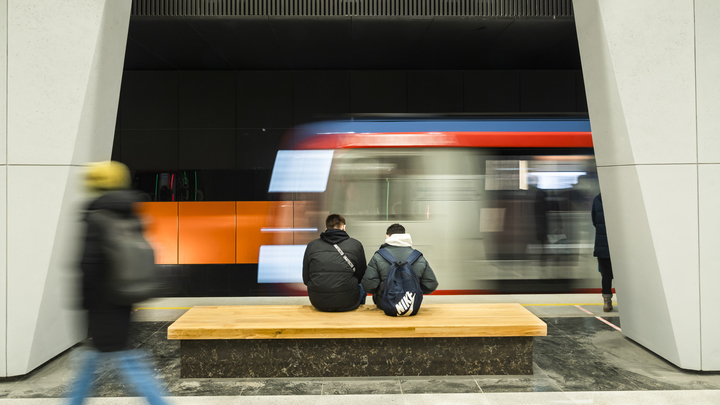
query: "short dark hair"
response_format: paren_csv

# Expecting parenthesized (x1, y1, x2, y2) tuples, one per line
(326, 214, 346, 229)
(386, 223, 405, 236)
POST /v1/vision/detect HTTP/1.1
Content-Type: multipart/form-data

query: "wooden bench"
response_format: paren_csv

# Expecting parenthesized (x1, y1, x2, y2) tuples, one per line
(168, 303, 547, 378)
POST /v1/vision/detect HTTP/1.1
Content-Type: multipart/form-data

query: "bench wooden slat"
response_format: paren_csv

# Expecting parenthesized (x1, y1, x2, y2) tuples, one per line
(168, 303, 547, 340)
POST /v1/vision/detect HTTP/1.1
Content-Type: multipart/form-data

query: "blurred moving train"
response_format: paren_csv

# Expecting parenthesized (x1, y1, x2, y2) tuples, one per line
(260, 116, 600, 294)
(133, 116, 600, 295)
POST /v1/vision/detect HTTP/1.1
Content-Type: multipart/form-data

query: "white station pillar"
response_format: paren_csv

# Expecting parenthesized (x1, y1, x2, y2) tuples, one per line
(574, 0, 720, 370)
(0, 0, 131, 376)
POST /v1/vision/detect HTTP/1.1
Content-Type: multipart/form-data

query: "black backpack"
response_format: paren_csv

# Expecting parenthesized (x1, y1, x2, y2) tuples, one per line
(377, 248, 424, 316)
(88, 209, 160, 305)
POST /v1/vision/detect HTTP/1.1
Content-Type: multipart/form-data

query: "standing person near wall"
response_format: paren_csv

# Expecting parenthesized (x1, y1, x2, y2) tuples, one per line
(69, 161, 167, 405)
(591, 193, 614, 312)
(303, 214, 368, 312)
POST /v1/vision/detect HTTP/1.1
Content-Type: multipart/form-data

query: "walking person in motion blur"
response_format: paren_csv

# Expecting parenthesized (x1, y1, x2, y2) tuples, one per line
(69, 161, 167, 405)
(591, 193, 614, 312)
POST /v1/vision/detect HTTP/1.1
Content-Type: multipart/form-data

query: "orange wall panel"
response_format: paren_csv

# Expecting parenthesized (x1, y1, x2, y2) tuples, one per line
(179, 202, 236, 264)
(236, 201, 294, 264)
(292, 200, 323, 246)
(136, 202, 178, 265)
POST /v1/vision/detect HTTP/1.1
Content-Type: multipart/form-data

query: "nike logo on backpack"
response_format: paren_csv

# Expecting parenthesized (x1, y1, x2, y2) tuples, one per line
(395, 291, 416, 315)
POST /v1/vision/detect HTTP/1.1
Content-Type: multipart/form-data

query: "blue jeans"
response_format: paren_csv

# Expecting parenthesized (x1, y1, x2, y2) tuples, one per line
(359, 283, 367, 305)
(68, 349, 167, 405)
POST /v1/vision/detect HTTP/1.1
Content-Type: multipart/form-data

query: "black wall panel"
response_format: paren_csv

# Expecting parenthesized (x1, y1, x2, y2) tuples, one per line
(464, 71, 521, 112)
(237, 71, 294, 128)
(236, 129, 285, 201)
(407, 71, 464, 113)
(111, 129, 121, 162)
(165, 265, 260, 297)
(294, 71, 351, 124)
(351, 71, 407, 113)
(520, 70, 577, 112)
(268, 18, 352, 70)
(120, 129, 179, 172)
(179, 129, 236, 170)
(236, 129, 285, 171)
(120, 71, 179, 129)
(576, 71, 588, 113)
(180, 72, 236, 129)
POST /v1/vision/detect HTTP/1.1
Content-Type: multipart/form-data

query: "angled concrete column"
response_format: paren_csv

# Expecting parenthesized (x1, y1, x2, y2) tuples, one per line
(1, 0, 8, 377)
(574, 0, 720, 370)
(2, 0, 131, 376)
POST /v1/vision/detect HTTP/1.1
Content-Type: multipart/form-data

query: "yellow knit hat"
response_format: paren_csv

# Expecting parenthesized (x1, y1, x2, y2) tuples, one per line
(85, 161, 131, 191)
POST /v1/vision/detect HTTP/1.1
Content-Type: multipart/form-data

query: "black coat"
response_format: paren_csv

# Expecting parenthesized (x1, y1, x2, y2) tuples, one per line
(591, 194, 610, 259)
(362, 244, 439, 307)
(80, 190, 141, 352)
(302, 229, 367, 312)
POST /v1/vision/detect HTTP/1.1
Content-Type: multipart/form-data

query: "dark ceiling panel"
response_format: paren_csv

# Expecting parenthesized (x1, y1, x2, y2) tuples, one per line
(418, 18, 514, 69)
(268, 17, 352, 69)
(186, 17, 291, 69)
(125, 16, 582, 70)
(128, 17, 233, 69)
(124, 37, 177, 70)
(350, 18, 433, 69)
(491, 19, 580, 69)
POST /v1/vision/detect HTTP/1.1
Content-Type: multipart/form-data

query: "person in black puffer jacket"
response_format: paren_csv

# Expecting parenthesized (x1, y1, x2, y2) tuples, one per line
(303, 214, 367, 312)
(592, 193, 614, 312)
(69, 161, 167, 405)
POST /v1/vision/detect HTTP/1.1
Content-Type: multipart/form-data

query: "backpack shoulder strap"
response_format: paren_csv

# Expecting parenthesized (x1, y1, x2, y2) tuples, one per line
(376, 248, 397, 264)
(406, 249, 423, 265)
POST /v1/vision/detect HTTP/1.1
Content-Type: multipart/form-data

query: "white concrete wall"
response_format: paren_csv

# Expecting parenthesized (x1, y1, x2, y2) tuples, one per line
(695, 0, 720, 371)
(1, 0, 130, 376)
(1, 0, 7, 377)
(574, 0, 720, 370)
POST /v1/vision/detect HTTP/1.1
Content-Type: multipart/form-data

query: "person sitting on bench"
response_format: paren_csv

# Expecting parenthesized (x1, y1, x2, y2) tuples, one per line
(303, 214, 367, 312)
(362, 223, 438, 311)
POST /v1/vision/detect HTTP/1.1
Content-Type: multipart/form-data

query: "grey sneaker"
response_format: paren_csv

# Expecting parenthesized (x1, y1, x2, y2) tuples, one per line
(603, 295, 613, 312)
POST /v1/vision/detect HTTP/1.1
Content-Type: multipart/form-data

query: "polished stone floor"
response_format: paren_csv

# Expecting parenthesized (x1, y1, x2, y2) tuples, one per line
(1, 295, 719, 405)
(2, 311, 720, 400)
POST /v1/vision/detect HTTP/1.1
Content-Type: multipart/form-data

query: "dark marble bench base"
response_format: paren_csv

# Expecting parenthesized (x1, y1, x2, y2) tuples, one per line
(180, 337, 533, 378)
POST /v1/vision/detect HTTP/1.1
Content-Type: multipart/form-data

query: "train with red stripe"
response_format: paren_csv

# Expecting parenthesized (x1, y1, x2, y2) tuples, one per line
(260, 116, 600, 294)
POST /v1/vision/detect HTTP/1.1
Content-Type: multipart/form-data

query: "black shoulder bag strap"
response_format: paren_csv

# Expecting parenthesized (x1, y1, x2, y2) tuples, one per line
(333, 244, 356, 272)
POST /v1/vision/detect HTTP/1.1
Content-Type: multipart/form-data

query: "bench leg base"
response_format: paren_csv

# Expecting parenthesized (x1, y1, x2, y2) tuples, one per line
(180, 337, 533, 378)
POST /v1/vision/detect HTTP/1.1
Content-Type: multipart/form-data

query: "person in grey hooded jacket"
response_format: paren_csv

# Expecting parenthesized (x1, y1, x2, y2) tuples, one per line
(362, 223, 438, 309)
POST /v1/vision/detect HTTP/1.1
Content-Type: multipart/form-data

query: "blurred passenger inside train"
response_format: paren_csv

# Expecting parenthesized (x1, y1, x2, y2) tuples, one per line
(591, 193, 614, 312)
(71, 161, 167, 405)
(302, 214, 368, 312)
(362, 224, 438, 310)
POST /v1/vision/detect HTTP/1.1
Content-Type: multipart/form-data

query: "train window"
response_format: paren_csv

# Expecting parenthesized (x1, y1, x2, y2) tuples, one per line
(325, 151, 426, 220)
(485, 160, 529, 191)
